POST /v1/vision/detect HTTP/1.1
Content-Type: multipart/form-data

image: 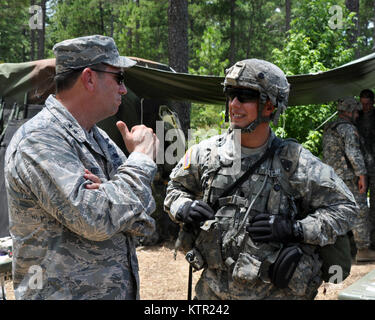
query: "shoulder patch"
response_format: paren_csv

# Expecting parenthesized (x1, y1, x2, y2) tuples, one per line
(183, 148, 193, 170)
(277, 140, 302, 175)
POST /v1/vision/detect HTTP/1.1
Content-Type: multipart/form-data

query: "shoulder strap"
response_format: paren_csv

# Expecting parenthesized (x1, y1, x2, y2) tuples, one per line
(211, 137, 283, 211)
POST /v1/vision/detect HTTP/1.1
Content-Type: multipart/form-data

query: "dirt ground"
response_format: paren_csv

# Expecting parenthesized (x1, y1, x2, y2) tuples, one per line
(3, 241, 375, 300)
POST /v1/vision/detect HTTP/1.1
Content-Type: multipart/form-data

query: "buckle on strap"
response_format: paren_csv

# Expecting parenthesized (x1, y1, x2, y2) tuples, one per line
(217, 195, 249, 208)
(256, 167, 281, 177)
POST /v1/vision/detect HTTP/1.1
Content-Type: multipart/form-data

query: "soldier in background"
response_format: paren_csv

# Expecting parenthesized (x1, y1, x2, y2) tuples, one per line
(4, 35, 159, 299)
(165, 59, 358, 300)
(358, 89, 375, 250)
(322, 97, 375, 262)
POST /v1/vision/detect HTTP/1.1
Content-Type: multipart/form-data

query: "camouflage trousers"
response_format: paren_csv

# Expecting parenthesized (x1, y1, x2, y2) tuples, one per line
(367, 176, 375, 248)
(344, 179, 370, 249)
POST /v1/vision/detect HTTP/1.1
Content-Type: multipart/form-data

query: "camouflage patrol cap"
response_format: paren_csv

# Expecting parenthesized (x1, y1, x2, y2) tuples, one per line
(53, 35, 136, 75)
(337, 97, 362, 112)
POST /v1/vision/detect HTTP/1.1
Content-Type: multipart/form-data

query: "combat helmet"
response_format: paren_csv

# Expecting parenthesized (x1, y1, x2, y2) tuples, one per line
(337, 97, 362, 113)
(223, 59, 290, 133)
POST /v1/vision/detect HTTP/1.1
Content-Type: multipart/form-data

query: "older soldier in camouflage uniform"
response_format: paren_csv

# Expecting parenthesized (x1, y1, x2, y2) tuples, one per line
(4, 35, 159, 299)
(323, 97, 375, 262)
(164, 59, 358, 300)
(358, 89, 375, 250)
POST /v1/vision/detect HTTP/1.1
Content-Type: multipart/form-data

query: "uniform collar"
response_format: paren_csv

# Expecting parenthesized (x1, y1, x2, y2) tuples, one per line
(45, 94, 90, 143)
(218, 129, 276, 165)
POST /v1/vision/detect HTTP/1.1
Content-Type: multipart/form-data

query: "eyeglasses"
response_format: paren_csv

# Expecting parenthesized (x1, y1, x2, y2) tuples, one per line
(224, 87, 260, 103)
(90, 68, 125, 85)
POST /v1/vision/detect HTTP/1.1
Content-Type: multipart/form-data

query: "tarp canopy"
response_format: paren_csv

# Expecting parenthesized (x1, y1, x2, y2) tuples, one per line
(1, 52, 375, 106)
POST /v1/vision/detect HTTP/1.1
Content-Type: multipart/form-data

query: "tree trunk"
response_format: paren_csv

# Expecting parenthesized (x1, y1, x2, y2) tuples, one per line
(135, 0, 140, 49)
(168, 0, 190, 138)
(127, 28, 133, 51)
(285, 0, 291, 31)
(168, 0, 189, 73)
(110, 10, 114, 38)
(246, 2, 253, 58)
(37, 0, 46, 60)
(229, 0, 236, 65)
(345, 0, 360, 57)
(30, 0, 36, 61)
(98, 0, 105, 35)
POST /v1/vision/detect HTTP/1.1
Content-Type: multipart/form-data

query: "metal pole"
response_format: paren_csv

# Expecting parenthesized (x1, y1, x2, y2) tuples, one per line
(187, 265, 192, 300)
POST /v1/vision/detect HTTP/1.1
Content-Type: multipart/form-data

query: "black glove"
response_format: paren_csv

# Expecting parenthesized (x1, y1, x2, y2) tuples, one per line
(176, 200, 215, 225)
(246, 213, 303, 244)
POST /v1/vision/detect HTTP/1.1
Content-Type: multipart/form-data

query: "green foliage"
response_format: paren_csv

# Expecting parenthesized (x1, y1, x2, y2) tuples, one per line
(273, 0, 356, 74)
(357, 0, 375, 56)
(48, 0, 169, 63)
(271, 0, 357, 156)
(0, 0, 30, 63)
(188, 0, 286, 74)
(190, 103, 226, 129)
(189, 26, 229, 76)
(233, 0, 285, 61)
(47, 0, 124, 57)
(302, 130, 323, 158)
(116, 0, 169, 63)
(189, 103, 229, 146)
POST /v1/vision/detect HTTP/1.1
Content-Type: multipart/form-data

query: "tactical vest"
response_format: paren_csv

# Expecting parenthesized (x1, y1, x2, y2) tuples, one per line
(186, 136, 322, 293)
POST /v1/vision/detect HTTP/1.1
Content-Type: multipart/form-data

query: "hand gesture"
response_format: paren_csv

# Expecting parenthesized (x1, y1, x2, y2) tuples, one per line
(116, 121, 159, 161)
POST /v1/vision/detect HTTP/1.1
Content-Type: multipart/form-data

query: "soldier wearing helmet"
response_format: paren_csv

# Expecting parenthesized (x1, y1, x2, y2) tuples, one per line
(164, 59, 357, 299)
(223, 59, 289, 134)
(357, 89, 375, 251)
(323, 97, 375, 262)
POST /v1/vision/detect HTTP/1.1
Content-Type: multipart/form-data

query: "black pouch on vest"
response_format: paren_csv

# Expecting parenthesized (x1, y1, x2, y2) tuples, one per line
(268, 245, 303, 289)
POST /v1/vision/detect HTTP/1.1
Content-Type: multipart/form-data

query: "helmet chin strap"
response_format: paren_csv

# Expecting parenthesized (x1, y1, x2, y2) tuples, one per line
(230, 92, 272, 134)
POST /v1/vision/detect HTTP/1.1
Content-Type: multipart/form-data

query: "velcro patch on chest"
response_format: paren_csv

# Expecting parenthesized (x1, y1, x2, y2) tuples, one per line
(280, 158, 293, 172)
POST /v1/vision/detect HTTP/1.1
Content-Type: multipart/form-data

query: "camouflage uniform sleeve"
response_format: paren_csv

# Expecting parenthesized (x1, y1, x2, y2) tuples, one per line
(164, 144, 205, 222)
(337, 123, 367, 176)
(289, 147, 359, 247)
(8, 131, 157, 241)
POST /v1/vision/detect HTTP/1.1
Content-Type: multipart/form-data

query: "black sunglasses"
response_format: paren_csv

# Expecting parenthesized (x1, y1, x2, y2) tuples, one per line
(90, 68, 125, 85)
(224, 87, 260, 103)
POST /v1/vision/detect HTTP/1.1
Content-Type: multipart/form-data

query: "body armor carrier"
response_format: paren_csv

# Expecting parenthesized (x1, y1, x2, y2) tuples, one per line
(183, 134, 322, 294)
